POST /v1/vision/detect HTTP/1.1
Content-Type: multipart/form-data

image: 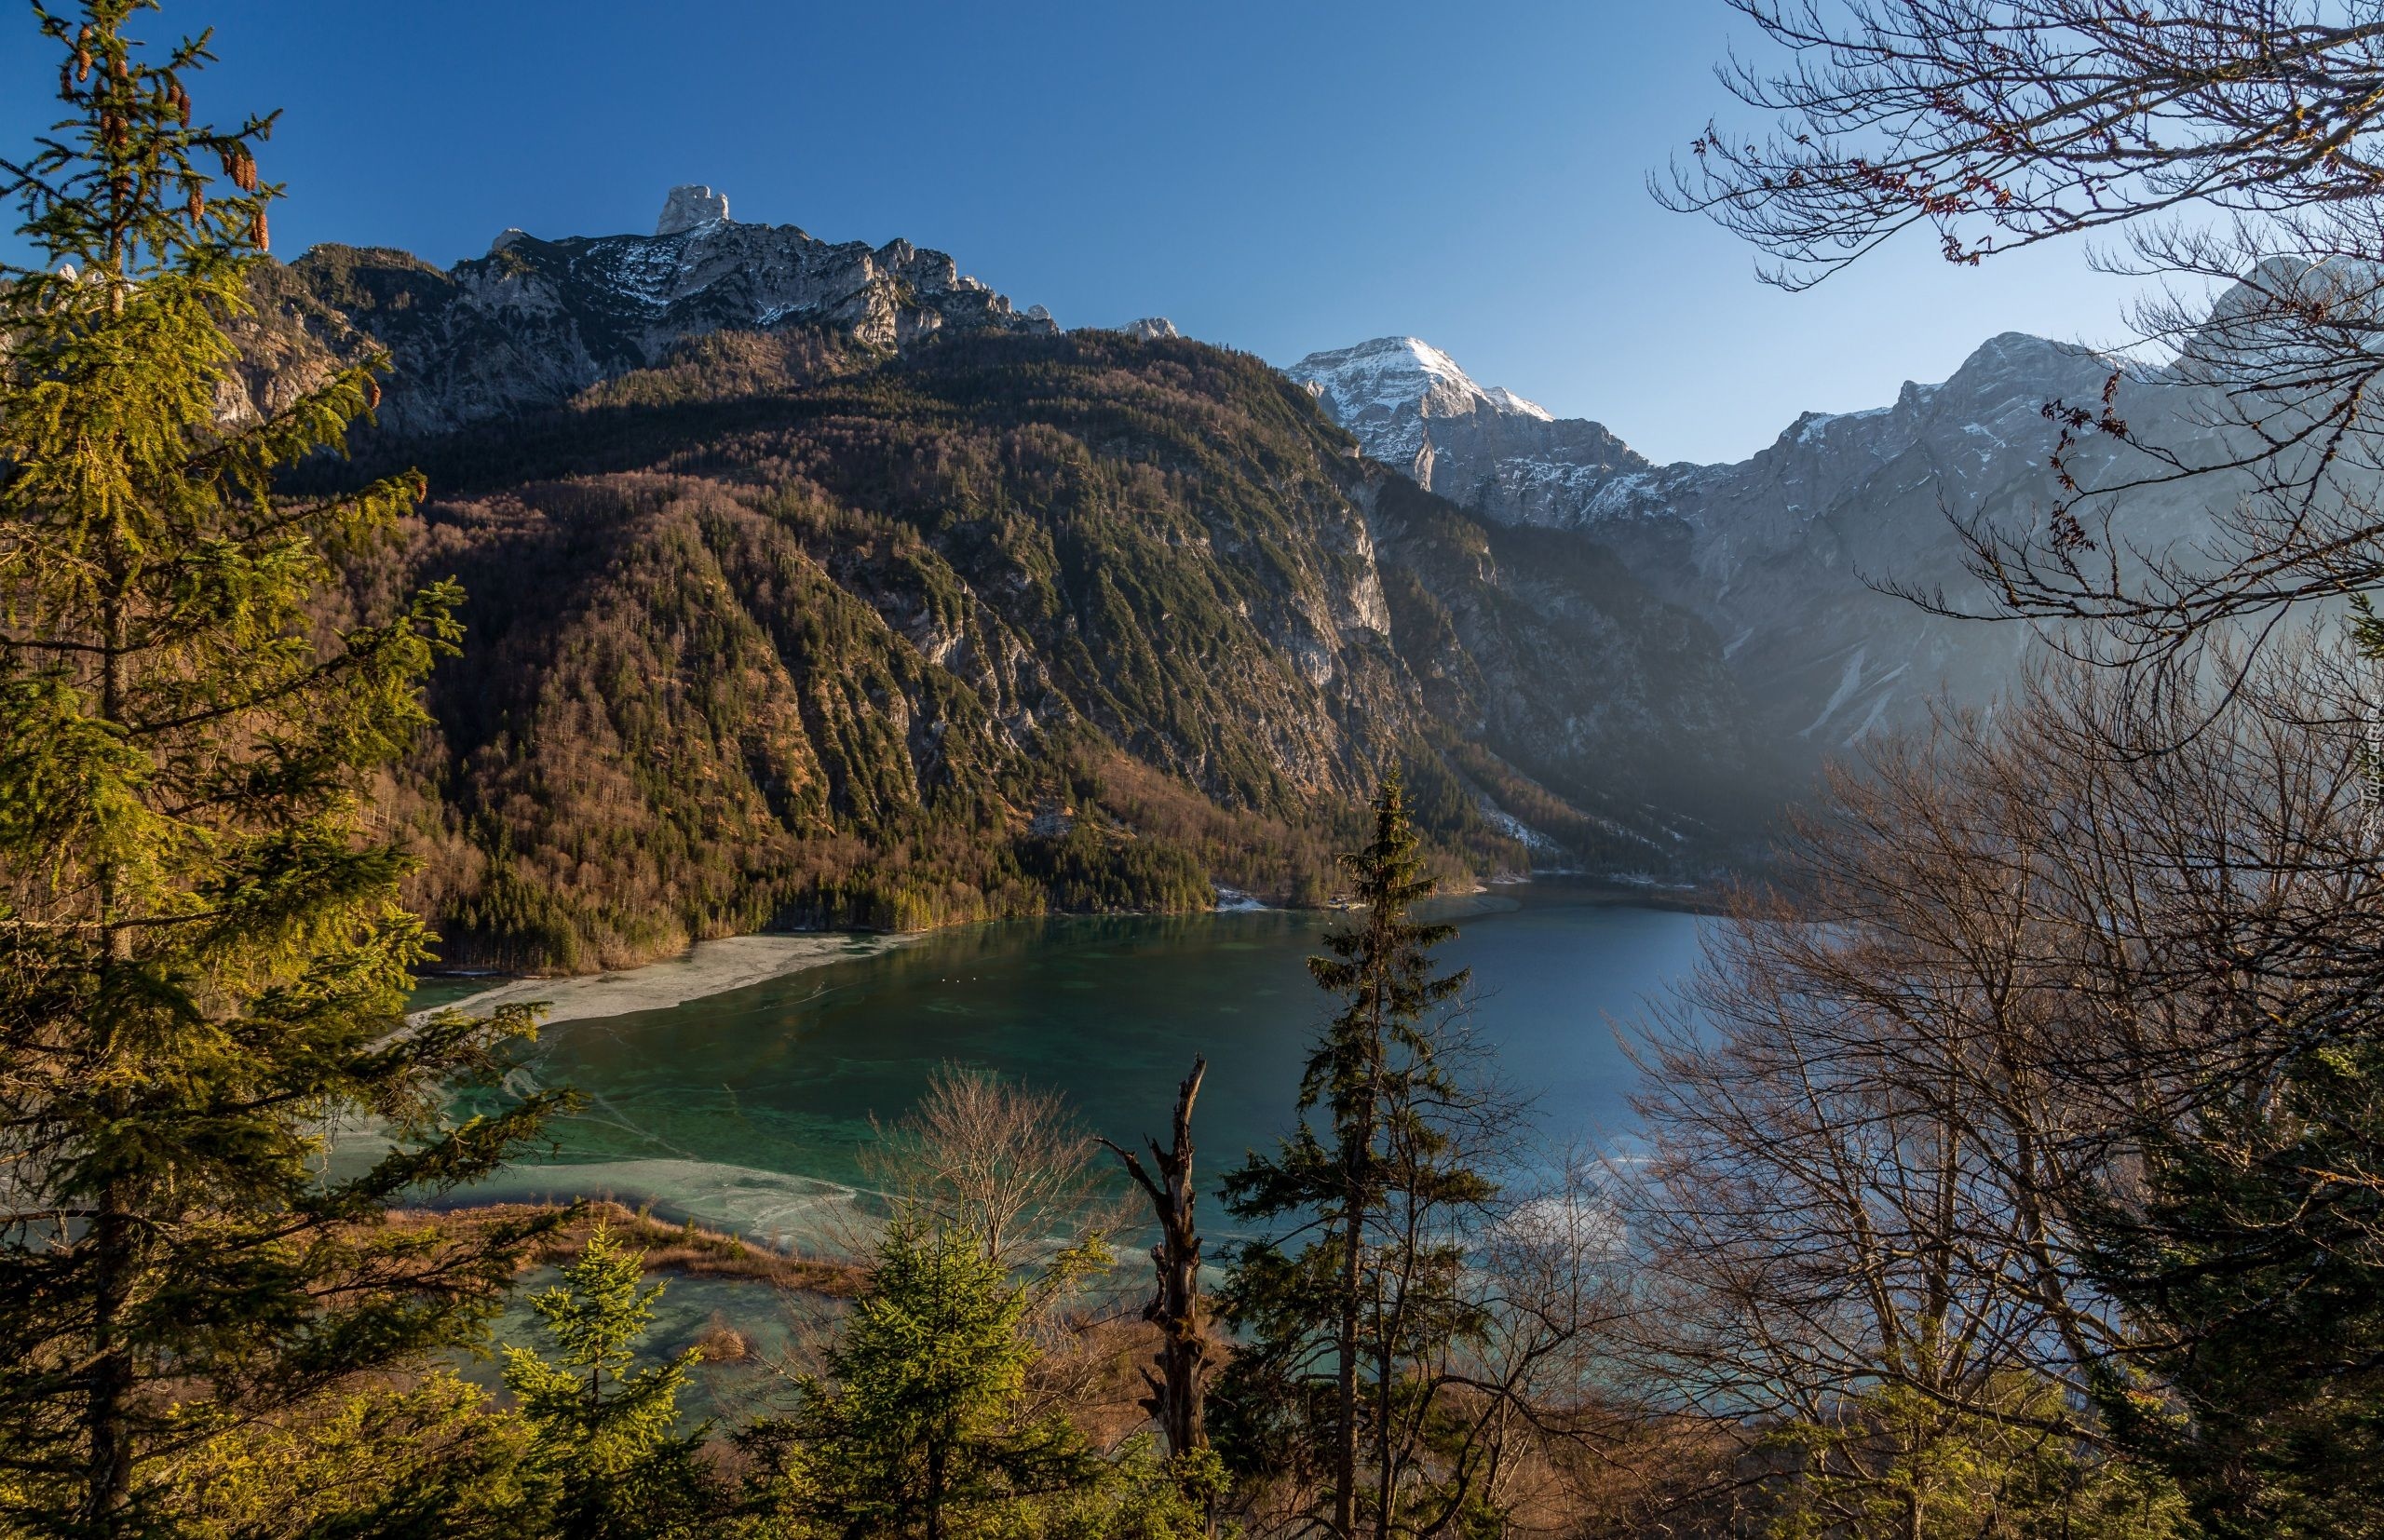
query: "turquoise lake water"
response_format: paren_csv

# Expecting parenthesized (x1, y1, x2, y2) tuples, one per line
(423, 885, 1709, 1249)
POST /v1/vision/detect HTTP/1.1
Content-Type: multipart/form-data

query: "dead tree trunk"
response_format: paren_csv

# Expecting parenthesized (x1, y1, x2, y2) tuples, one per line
(1103, 1058, 1211, 1469)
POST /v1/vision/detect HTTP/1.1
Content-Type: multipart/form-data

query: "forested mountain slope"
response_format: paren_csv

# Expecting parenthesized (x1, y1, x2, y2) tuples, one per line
(244, 200, 1761, 969)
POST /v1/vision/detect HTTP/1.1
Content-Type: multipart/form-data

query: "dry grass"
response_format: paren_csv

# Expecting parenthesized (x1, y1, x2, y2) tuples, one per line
(386, 1200, 866, 1296)
(694, 1317, 753, 1364)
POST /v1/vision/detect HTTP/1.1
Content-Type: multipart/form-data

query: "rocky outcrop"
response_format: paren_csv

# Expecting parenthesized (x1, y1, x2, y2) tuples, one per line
(656, 183, 730, 236)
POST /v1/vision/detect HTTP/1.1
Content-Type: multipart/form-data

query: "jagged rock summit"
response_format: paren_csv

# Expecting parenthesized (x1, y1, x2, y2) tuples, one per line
(1118, 317, 1179, 341)
(656, 183, 730, 236)
(1292, 336, 1553, 441)
(251, 190, 1058, 436)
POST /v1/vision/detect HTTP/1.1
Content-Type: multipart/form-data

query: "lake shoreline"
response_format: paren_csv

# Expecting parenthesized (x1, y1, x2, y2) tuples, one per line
(415, 875, 1727, 1016)
(413, 931, 920, 1025)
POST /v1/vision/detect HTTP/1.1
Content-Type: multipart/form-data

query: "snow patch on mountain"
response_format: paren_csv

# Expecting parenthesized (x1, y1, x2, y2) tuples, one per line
(1478, 800, 1564, 855)
(1287, 337, 1648, 506)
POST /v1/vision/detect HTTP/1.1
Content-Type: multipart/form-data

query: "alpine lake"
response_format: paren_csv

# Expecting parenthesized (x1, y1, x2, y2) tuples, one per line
(412, 882, 1709, 1247)
(396, 882, 1710, 1412)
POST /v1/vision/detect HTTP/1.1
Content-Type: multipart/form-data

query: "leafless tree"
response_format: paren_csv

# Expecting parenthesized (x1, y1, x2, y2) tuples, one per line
(1621, 632, 2384, 1529)
(856, 1062, 1118, 1272)
(1655, 20, 2384, 1521)
(1668, 3, 2384, 287)
(1100, 1057, 1214, 1471)
(1429, 1148, 1672, 1536)
(1667, 2, 2384, 676)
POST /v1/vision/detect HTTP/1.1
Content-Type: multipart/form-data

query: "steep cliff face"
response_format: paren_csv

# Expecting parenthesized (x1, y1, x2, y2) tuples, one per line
(1290, 331, 2231, 752)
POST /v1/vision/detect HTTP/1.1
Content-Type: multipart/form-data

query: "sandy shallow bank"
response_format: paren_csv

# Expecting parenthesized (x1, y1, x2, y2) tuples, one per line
(416, 932, 917, 1026)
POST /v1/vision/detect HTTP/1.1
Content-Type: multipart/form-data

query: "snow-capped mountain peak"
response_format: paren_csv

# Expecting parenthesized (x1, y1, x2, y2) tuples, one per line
(1285, 337, 1552, 469)
(1285, 335, 1644, 499)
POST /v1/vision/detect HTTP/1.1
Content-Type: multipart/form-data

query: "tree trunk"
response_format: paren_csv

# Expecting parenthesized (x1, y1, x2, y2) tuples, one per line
(1374, 1329, 1395, 1540)
(1335, 1102, 1373, 1540)
(86, 578, 134, 1536)
(1103, 1060, 1212, 1498)
(86, 1201, 132, 1535)
(926, 1435, 947, 1540)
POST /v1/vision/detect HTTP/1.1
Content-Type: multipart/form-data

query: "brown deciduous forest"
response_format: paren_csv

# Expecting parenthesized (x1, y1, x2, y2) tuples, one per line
(319, 317, 1764, 970)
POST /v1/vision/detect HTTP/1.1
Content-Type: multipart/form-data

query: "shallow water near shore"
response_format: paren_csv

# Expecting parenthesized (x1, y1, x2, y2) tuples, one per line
(417, 885, 1709, 1248)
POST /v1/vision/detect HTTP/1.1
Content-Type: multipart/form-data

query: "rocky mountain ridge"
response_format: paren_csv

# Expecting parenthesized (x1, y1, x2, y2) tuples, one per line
(1288, 331, 2229, 751)
(248, 185, 1058, 439)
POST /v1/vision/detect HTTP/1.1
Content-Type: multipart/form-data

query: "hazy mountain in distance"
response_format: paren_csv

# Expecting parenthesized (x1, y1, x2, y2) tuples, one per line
(1288, 332, 2237, 754)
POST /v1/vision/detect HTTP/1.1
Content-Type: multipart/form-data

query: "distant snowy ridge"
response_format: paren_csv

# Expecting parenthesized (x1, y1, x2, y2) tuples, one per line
(1291, 328, 2242, 757)
(1292, 336, 1554, 436)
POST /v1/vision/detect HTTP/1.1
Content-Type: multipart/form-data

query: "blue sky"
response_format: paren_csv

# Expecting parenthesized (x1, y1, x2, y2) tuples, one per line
(1, 0, 2154, 464)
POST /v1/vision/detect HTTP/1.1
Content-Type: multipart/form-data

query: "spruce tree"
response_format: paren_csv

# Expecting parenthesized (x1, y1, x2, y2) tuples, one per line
(744, 1215, 1111, 1540)
(502, 1223, 712, 1540)
(2078, 1024, 2384, 1538)
(0, 4, 560, 1533)
(1215, 772, 1501, 1540)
